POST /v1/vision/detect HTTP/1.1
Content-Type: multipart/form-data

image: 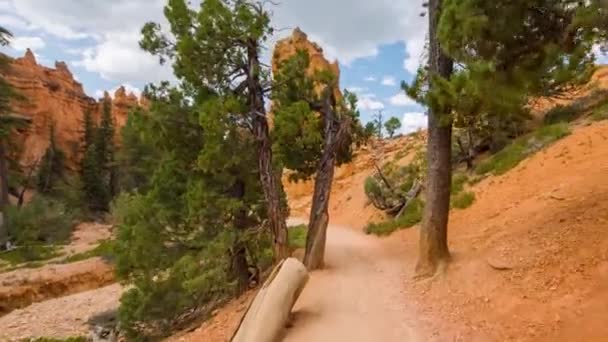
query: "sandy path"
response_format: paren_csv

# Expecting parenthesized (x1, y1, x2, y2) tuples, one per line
(283, 221, 420, 342)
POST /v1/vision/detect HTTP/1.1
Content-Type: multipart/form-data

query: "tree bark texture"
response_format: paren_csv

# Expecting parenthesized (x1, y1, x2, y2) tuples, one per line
(247, 43, 289, 262)
(415, 0, 454, 278)
(0, 139, 9, 247)
(304, 93, 350, 270)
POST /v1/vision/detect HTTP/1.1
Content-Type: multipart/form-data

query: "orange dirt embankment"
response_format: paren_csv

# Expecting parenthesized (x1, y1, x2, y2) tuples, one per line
(0, 258, 114, 316)
(398, 121, 608, 341)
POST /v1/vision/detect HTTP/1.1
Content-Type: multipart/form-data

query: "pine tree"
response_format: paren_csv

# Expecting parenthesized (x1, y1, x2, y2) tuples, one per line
(403, 0, 608, 277)
(384, 117, 402, 138)
(140, 0, 289, 260)
(37, 122, 65, 194)
(114, 84, 270, 339)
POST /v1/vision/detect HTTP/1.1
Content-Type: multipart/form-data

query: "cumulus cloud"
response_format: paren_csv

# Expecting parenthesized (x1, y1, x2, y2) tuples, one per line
(74, 32, 173, 83)
(358, 95, 385, 111)
(95, 83, 142, 99)
(270, 0, 426, 66)
(404, 36, 426, 74)
(381, 76, 397, 86)
(5, 0, 427, 88)
(0, 14, 33, 31)
(364, 76, 377, 82)
(8, 0, 171, 84)
(10, 36, 45, 51)
(401, 112, 427, 134)
(389, 93, 415, 107)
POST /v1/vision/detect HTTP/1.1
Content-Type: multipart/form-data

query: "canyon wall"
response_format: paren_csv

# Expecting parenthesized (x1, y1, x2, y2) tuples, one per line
(2, 49, 144, 170)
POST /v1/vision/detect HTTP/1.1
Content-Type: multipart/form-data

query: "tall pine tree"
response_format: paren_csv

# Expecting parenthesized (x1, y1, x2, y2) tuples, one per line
(140, 0, 289, 260)
(37, 122, 65, 194)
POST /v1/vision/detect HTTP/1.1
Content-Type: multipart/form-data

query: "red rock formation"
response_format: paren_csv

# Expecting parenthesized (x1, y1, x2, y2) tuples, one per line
(2, 49, 145, 170)
(272, 28, 342, 100)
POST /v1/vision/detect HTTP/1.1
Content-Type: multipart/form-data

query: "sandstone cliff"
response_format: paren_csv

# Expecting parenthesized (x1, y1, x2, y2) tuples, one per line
(2, 49, 144, 170)
(272, 27, 342, 101)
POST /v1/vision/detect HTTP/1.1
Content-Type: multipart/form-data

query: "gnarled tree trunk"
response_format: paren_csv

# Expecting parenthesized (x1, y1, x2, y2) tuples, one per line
(415, 0, 454, 278)
(304, 93, 350, 270)
(247, 44, 289, 262)
(0, 139, 9, 248)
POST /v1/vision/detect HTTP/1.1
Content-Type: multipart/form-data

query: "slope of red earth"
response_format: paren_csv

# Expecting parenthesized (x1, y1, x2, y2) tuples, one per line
(396, 120, 608, 341)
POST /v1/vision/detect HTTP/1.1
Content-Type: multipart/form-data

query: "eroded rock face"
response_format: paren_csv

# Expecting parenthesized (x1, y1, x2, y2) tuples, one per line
(2, 49, 145, 170)
(272, 27, 342, 100)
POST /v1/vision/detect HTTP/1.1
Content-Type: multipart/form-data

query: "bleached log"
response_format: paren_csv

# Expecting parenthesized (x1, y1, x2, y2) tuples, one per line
(231, 258, 309, 342)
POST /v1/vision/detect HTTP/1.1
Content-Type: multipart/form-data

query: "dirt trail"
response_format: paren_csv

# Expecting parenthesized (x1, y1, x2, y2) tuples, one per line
(282, 220, 420, 342)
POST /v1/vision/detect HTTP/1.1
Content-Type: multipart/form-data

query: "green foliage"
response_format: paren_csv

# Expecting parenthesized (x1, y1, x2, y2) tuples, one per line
(592, 103, 608, 121)
(451, 173, 469, 194)
(543, 104, 584, 125)
(61, 239, 114, 263)
(22, 337, 87, 342)
(0, 245, 60, 265)
(117, 107, 158, 193)
(112, 85, 270, 338)
(80, 99, 117, 212)
(37, 123, 66, 194)
(6, 196, 76, 245)
(476, 123, 570, 175)
(451, 191, 476, 210)
(365, 198, 424, 236)
(363, 122, 377, 141)
(384, 117, 402, 138)
(272, 50, 364, 182)
(288, 225, 307, 249)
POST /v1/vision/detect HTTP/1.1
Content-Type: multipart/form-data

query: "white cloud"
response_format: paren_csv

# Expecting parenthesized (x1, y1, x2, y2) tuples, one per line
(74, 32, 173, 83)
(389, 92, 415, 107)
(10, 36, 45, 51)
(0, 14, 33, 31)
(401, 112, 427, 134)
(359, 96, 385, 111)
(381, 75, 397, 86)
(95, 84, 142, 99)
(404, 36, 426, 74)
(271, 0, 427, 66)
(8, 0, 172, 85)
(364, 76, 377, 82)
(346, 86, 368, 94)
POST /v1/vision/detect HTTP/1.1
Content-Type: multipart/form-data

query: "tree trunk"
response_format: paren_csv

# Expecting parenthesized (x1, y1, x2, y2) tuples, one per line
(247, 43, 288, 262)
(232, 179, 253, 294)
(415, 0, 454, 278)
(0, 139, 9, 248)
(304, 93, 350, 270)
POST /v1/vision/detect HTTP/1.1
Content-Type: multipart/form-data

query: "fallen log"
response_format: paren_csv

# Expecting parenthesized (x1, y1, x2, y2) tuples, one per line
(231, 257, 309, 342)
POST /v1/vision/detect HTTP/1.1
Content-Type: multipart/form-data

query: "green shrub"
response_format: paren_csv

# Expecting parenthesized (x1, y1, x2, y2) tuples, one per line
(23, 337, 87, 342)
(476, 123, 570, 176)
(6, 197, 76, 245)
(365, 198, 424, 236)
(451, 173, 469, 194)
(591, 103, 608, 121)
(451, 191, 476, 209)
(543, 103, 583, 124)
(288, 225, 307, 249)
(60, 240, 115, 264)
(0, 245, 60, 265)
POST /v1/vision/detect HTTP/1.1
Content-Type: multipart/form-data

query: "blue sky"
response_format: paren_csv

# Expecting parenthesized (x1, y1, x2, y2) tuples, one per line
(0, 0, 429, 132)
